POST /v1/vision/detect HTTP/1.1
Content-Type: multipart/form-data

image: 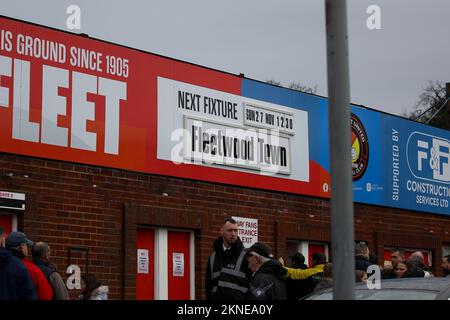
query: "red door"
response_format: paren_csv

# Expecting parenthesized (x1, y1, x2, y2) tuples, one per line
(308, 243, 326, 267)
(167, 231, 190, 300)
(0, 215, 13, 235)
(136, 228, 155, 300)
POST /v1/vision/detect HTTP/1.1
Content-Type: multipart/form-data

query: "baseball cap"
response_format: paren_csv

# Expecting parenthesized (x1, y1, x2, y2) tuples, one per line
(5, 231, 34, 248)
(245, 242, 272, 259)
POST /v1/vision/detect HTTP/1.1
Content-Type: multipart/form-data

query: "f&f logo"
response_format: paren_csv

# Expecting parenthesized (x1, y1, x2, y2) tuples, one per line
(407, 132, 450, 183)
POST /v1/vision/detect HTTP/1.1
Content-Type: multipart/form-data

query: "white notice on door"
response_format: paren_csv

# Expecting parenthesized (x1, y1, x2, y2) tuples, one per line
(137, 249, 149, 274)
(173, 252, 184, 277)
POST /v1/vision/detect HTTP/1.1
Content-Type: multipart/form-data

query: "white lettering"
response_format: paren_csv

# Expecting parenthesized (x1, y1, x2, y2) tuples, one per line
(13, 59, 39, 142)
(0, 53, 127, 156)
(417, 140, 428, 172)
(0, 55, 11, 108)
(71, 71, 97, 151)
(41, 65, 69, 147)
(98, 77, 126, 154)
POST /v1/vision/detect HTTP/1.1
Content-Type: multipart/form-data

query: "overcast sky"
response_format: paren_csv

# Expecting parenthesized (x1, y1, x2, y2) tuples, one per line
(1, 0, 449, 116)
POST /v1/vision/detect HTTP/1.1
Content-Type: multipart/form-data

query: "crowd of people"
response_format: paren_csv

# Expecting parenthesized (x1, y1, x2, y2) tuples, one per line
(2, 218, 450, 301)
(0, 227, 108, 300)
(205, 218, 450, 300)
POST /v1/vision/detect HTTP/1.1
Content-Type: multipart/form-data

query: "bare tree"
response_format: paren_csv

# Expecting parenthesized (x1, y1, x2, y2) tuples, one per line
(403, 81, 449, 129)
(266, 78, 283, 87)
(266, 79, 317, 94)
(287, 82, 317, 94)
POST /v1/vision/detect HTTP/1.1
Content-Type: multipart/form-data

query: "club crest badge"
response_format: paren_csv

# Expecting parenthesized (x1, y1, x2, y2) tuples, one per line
(351, 113, 369, 180)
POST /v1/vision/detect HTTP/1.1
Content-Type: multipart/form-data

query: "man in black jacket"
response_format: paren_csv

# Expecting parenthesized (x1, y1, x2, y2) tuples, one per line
(285, 252, 308, 300)
(0, 227, 37, 300)
(355, 243, 373, 272)
(205, 218, 250, 300)
(245, 242, 287, 300)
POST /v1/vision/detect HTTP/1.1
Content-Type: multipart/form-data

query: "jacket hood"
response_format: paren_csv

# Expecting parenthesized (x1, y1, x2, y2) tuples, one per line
(91, 286, 109, 300)
(256, 259, 287, 280)
(213, 236, 244, 254)
(32, 258, 57, 272)
(0, 247, 12, 268)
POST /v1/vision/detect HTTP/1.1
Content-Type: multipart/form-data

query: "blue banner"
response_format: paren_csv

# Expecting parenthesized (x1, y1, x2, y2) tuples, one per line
(242, 79, 450, 216)
(384, 117, 450, 215)
(352, 107, 449, 216)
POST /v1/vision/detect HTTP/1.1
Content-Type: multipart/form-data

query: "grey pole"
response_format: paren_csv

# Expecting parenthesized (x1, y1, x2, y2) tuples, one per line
(325, 0, 355, 299)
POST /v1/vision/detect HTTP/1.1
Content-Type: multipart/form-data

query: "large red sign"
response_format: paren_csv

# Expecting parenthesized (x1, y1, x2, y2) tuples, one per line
(0, 17, 329, 198)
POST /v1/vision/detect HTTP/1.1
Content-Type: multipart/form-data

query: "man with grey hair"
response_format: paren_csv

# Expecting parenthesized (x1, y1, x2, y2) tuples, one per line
(409, 251, 433, 278)
(245, 242, 287, 300)
(32, 241, 69, 300)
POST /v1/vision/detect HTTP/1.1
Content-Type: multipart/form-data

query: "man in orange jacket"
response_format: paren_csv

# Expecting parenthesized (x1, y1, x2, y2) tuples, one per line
(5, 232, 53, 300)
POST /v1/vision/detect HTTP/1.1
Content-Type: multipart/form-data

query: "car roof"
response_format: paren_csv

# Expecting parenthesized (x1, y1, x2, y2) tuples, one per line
(355, 278, 450, 291)
(309, 278, 450, 296)
(305, 278, 450, 300)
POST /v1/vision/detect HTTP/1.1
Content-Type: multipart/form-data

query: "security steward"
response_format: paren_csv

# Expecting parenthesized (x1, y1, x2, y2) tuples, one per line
(205, 218, 251, 300)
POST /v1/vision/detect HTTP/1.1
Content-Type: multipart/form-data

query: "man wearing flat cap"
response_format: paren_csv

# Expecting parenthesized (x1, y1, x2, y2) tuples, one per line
(245, 242, 287, 300)
(6, 231, 53, 300)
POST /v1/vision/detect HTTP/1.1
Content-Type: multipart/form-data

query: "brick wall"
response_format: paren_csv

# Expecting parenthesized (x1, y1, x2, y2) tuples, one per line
(1, 152, 450, 299)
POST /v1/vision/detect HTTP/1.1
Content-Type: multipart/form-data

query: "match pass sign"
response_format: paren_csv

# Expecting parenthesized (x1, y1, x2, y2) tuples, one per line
(0, 191, 25, 211)
(232, 216, 258, 248)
